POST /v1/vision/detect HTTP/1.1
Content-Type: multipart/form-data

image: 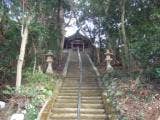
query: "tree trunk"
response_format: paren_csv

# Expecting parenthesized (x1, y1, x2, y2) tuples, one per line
(57, 0, 61, 47)
(96, 48, 100, 64)
(57, 0, 65, 62)
(33, 42, 37, 74)
(121, 0, 129, 69)
(16, 17, 31, 91)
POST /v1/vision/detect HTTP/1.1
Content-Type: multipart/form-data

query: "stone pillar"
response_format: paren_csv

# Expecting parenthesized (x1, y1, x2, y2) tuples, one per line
(83, 43, 85, 52)
(105, 49, 113, 72)
(46, 51, 54, 74)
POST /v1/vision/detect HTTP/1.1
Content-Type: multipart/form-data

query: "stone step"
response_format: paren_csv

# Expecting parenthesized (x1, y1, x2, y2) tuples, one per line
(62, 83, 79, 85)
(65, 78, 80, 80)
(54, 103, 77, 108)
(62, 84, 79, 87)
(81, 109, 105, 114)
(66, 75, 80, 78)
(52, 108, 77, 113)
(63, 80, 97, 83)
(63, 83, 98, 87)
(81, 92, 101, 96)
(55, 98, 102, 104)
(54, 101, 104, 108)
(49, 118, 77, 120)
(49, 113, 77, 119)
(59, 91, 101, 96)
(81, 82, 97, 84)
(81, 90, 101, 93)
(81, 103, 104, 109)
(56, 99, 77, 103)
(62, 83, 98, 87)
(81, 99, 103, 104)
(62, 87, 99, 90)
(60, 90, 78, 93)
(84, 76, 96, 78)
(82, 96, 102, 100)
(80, 89, 101, 92)
(63, 81, 79, 83)
(59, 92, 77, 96)
(81, 119, 106, 120)
(81, 94, 101, 97)
(82, 84, 98, 86)
(58, 96, 78, 99)
(81, 87, 99, 89)
(80, 114, 107, 119)
(63, 83, 79, 85)
(61, 88, 78, 90)
(52, 108, 105, 114)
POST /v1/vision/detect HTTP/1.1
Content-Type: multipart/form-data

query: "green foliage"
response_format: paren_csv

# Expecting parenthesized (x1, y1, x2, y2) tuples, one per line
(155, 68, 160, 77)
(77, 0, 160, 75)
(2, 69, 58, 120)
(25, 103, 38, 120)
(24, 69, 50, 83)
(21, 70, 56, 119)
(102, 72, 129, 120)
(22, 70, 57, 120)
(23, 69, 57, 94)
(2, 85, 16, 96)
(152, 67, 160, 79)
(0, 19, 20, 82)
(0, 0, 72, 82)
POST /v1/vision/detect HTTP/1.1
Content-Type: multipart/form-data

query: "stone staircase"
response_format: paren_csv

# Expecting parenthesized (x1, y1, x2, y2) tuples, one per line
(47, 51, 107, 120)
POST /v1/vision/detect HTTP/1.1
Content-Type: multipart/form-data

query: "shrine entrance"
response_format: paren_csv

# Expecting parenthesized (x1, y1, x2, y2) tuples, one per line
(71, 40, 85, 51)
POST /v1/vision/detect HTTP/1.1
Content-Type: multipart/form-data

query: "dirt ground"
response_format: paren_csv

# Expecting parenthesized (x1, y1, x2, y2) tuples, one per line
(98, 64, 160, 120)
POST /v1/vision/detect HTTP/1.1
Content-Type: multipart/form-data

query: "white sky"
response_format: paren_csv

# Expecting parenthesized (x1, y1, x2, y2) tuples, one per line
(65, 26, 78, 37)
(65, 18, 95, 37)
(65, 18, 78, 37)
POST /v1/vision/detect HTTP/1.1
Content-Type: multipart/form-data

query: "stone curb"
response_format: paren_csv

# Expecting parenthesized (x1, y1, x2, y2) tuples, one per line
(86, 54, 100, 76)
(62, 50, 71, 77)
(37, 80, 63, 120)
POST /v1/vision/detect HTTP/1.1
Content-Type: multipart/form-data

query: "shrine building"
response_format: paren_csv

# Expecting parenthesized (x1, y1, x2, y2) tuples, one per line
(64, 32, 92, 51)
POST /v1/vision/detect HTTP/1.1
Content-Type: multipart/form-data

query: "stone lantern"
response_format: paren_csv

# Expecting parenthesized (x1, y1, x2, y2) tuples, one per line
(45, 50, 54, 74)
(105, 49, 113, 72)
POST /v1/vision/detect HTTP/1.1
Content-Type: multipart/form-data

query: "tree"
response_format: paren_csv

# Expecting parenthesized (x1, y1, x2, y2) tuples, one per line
(120, 0, 129, 69)
(16, 0, 32, 90)
(76, 0, 160, 78)
(15, 0, 73, 89)
(75, 0, 111, 64)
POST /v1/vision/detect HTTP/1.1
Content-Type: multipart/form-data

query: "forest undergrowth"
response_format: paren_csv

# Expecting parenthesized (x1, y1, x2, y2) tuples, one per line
(101, 69, 160, 120)
(0, 70, 61, 120)
(0, 53, 68, 120)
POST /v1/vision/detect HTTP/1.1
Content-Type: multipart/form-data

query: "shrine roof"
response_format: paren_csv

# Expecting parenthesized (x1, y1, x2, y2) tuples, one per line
(65, 31, 92, 44)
